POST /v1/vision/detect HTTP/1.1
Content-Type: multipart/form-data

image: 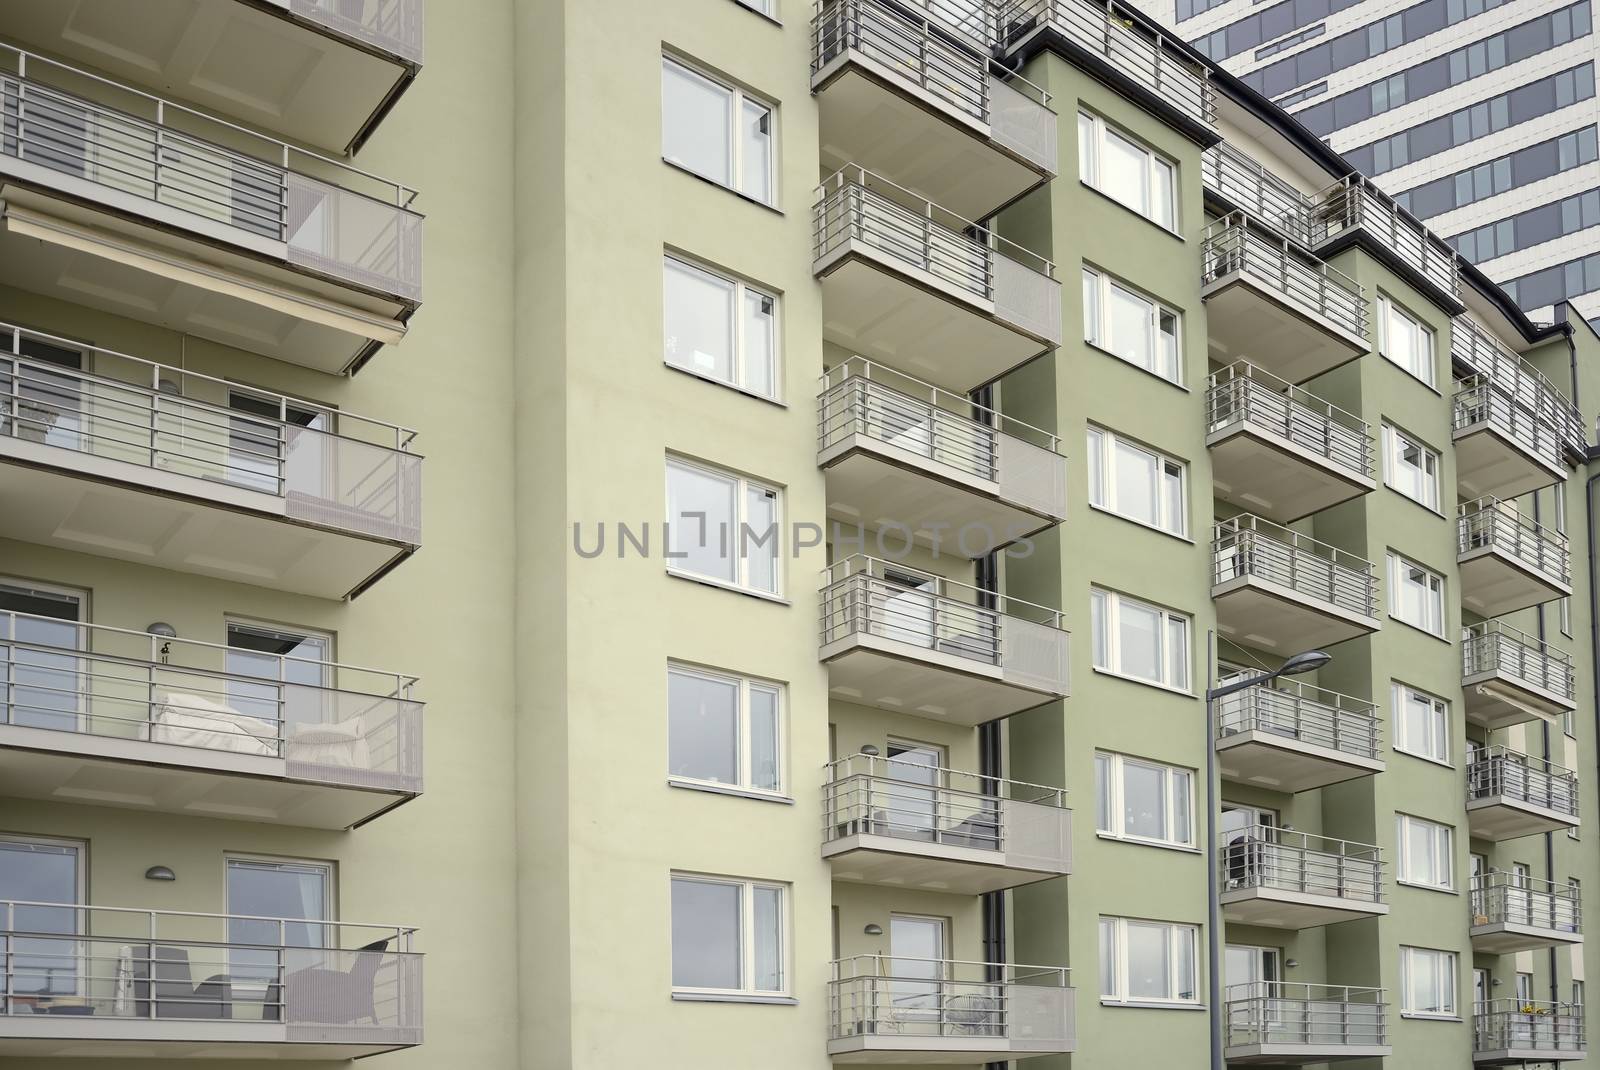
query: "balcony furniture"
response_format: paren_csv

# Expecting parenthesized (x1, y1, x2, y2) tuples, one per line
(149, 690, 279, 757)
(280, 938, 391, 1027)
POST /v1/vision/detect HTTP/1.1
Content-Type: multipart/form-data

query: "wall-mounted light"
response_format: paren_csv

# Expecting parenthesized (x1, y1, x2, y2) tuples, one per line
(1284, 959, 1299, 969)
(860, 745, 881, 757)
(863, 923, 884, 936)
(147, 622, 177, 665)
(144, 866, 176, 882)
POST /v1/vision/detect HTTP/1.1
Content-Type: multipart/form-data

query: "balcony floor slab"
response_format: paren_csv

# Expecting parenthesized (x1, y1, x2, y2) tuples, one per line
(1469, 921, 1583, 954)
(824, 832, 1067, 894)
(1225, 1043, 1392, 1064)
(828, 1036, 1071, 1062)
(1216, 731, 1385, 792)
(822, 638, 1062, 724)
(1462, 671, 1575, 731)
(0, 1016, 417, 1060)
(1220, 886, 1389, 929)
(1458, 548, 1570, 618)
(1453, 423, 1567, 501)
(1207, 425, 1374, 524)
(1466, 795, 1580, 840)
(1201, 275, 1367, 385)
(1212, 579, 1379, 655)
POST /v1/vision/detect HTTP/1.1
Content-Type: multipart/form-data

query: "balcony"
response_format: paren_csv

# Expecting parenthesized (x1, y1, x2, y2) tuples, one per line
(1211, 515, 1380, 654)
(823, 753, 1070, 894)
(818, 358, 1065, 551)
(1473, 1000, 1586, 1064)
(812, 0, 1056, 220)
(814, 167, 1060, 392)
(1453, 377, 1568, 500)
(819, 555, 1069, 724)
(1201, 214, 1368, 385)
(1462, 621, 1576, 731)
(1457, 498, 1571, 617)
(1200, 142, 1314, 244)
(0, 45, 421, 375)
(1470, 871, 1582, 953)
(0, 902, 420, 1059)
(828, 955, 1074, 1063)
(1452, 315, 1586, 461)
(1, 324, 420, 599)
(1311, 175, 1461, 311)
(1467, 746, 1580, 841)
(1207, 361, 1375, 524)
(1214, 677, 1384, 791)
(0, 610, 422, 830)
(1223, 982, 1390, 1064)
(1219, 828, 1387, 929)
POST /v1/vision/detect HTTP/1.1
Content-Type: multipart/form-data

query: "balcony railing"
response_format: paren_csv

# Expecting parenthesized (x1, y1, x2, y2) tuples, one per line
(1207, 361, 1373, 481)
(1463, 620, 1576, 703)
(830, 955, 1073, 1045)
(0, 900, 420, 1042)
(1312, 176, 1459, 302)
(813, 166, 1060, 343)
(998, 0, 1214, 125)
(1214, 676, 1380, 760)
(1453, 375, 1565, 474)
(291, 0, 425, 63)
(1452, 316, 1586, 458)
(1200, 142, 1313, 244)
(1474, 999, 1586, 1056)
(1471, 870, 1582, 934)
(1225, 982, 1388, 1050)
(0, 44, 423, 301)
(1220, 828, 1384, 904)
(1458, 496, 1569, 587)
(0, 609, 423, 795)
(1468, 745, 1579, 818)
(1212, 514, 1379, 619)
(0, 323, 421, 547)
(1202, 213, 1367, 340)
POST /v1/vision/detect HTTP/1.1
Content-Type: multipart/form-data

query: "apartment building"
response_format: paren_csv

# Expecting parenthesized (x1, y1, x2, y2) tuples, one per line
(1147, 0, 1600, 330)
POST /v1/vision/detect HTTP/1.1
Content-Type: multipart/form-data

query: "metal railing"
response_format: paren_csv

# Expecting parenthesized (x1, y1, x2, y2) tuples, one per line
(1312, 176, 1459, 301)
(1214, 675, 1380, 760)
(0, 900, 420, 1041)
(1453, 375, 1566, 475)
(1452, 316, 1586, 458)
(1219, 827, 1384, 903)
(1468, 745, 1579, 818)
(1462, 620, 1575, 702)
(289, 0, 425, 63)
(0, 44, 422, 301)
(1474, 999, 1586, 1054)
(1471, 870, 1581, 934)
(0, 323, 421, 547)
(1202, 213, 1367, 341)
(1458, 496, 1569, 587)
(1200, 142, 1314, 244)
(1207, 361, 1372, 481)
(997, 0, 1214, 124)
(830, 955, 1073, 1045)
(1225, 982, 1387, 1050)
(0, 609, 423, 795)
(1212, 514, 1378, 619)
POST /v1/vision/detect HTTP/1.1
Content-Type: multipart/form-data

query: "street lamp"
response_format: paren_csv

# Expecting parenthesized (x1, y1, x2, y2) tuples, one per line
(1205, 647, 1331, 1070)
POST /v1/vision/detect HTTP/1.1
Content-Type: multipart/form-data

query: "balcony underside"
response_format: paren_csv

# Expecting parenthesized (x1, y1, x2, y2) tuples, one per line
(1458, 547, 1571, 618)
(1212, 580, 1379, 654)
(1202, 275, 1367, 385)
(1220, 887, 1388, 929)
(824, 833, 1066, 894)
(814, 59, 1048, 221)
(828, 1034, 1071, 1063)
(0, 448, 412, 600)
(0, 723, 416, 830)
(1467, 795, 1580, 840)
(1208, 426, 1374, 524)
(822, 637, 1063, 725)
(820, 441, 1059, 554)
(1216, 730, 1385, 792)
(0, 185, 408, 375)
(1225, 1042, 1391, 1064)
(0, 0, 418, 154)
(1474, 1047, 1586, 1064)
(0, 1017, 417, 1061)
(816, 250, 1048, 393)
(1453, 423, 1567, 500)
(1470, 920, 1583, 955)
(1462, 672, 1574, 731)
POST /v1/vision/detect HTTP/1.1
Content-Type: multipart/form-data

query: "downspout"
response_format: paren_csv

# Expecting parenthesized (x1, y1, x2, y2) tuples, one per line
(1533, 494, 1558, 1002)
(977, 549, 1006, 1070)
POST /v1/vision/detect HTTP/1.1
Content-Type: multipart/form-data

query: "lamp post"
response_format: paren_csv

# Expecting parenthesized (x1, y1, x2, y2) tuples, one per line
(1205, 645, 1331, 1070)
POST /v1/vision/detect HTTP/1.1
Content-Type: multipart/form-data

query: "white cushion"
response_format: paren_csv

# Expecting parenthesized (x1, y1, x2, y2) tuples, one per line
(149, 692, 279, 758)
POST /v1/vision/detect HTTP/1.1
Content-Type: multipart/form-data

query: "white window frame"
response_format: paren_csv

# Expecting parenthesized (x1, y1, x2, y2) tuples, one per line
(660, 55, 776, 204)
(1094, 751, 1196, 849)
(1377, 294, 1437, 388)
(1090, 588, 1192, 692)
(662, 254, 781, 400)
(1082, 266, 1183, 386)
(0, 834, 86, 998)
(1077, 110, 1179, 231)
(1381, 423, 1441, 511)
(1395, 813, 1455, 891)
(1086, 426, 1188, 538)
(734, 0, 778, 16)
(669, 873, 789, 998)
(665, 456, 783, 597)
(1400, 946, 1458, 1018)
(1392, 682, 1450, 766)
(667, 662, 786, 798)
(1386, 552, 1445, 637)
(1098, 916, 1202, 1006)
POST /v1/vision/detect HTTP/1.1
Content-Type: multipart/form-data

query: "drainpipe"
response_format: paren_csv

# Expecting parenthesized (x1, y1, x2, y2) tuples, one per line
(1533, 494, 1559, 1002)
(1206, 630, 1223, 1070)
(977, 548, 1005, 1070)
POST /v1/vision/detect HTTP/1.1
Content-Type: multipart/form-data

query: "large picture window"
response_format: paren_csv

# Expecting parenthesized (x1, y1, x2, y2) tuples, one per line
(1387, 553, 1445, 637)
(662, 56, 774, 204)
(1078, 111, 1177, 230)
(1099, 916, 1201, 1005)
(1091, 588, 1191, 691)
(1095, 752, 1195, 848)
(667, 663, 783, 796)
(1400, 946, 1457, 1017)
(670, 874, 787, 997)
(665, 458, 781, 595)
(1396, 814, 1454, 891)
(663, 256, 778, 399)
(1083, 268, 1182, 385)
(1086, 427, 1187, 537)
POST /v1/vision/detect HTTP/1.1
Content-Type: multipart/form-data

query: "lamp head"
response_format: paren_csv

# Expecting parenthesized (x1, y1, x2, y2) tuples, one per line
(1278, 650, 1331, 677)
(146, 622, 178, 639)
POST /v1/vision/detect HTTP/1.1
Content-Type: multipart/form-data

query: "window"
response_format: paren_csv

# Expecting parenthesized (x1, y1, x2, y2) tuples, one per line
(226, 857, 333, 980)
(1399, 128, 1597, 221)
(735, 0, 777, 14)
(1082, 267, 1182, 384)
(661, 56, 774, 204)
(665, 457, 781, 595)
(224, 620, 333, 739)
(1381, 424, 1440, 510)
(1387, 553, 1445, 636)
(1400, 947, 1458, 1017)
(1086, 427, 1187, 537)
(1378, 296, 1436, 388)
(0, 836, 83, 999)
(1516, 972, 1533, 1002)
(1095, 751, 1195, 848)
(1393, 682, 1449, 764)
(670, 874, 786, 996)
(1396, 814, 1455, 890)
(663, 256, 778, 399)
(1553, 487, 1573, 638)
(1090, 588, 1191, 691)
(1099, 917, 1201, 1005)
(1575, 980, 1585, 1009)
(667, 663, 783, 795)
(1077, 111, 1177, 230)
